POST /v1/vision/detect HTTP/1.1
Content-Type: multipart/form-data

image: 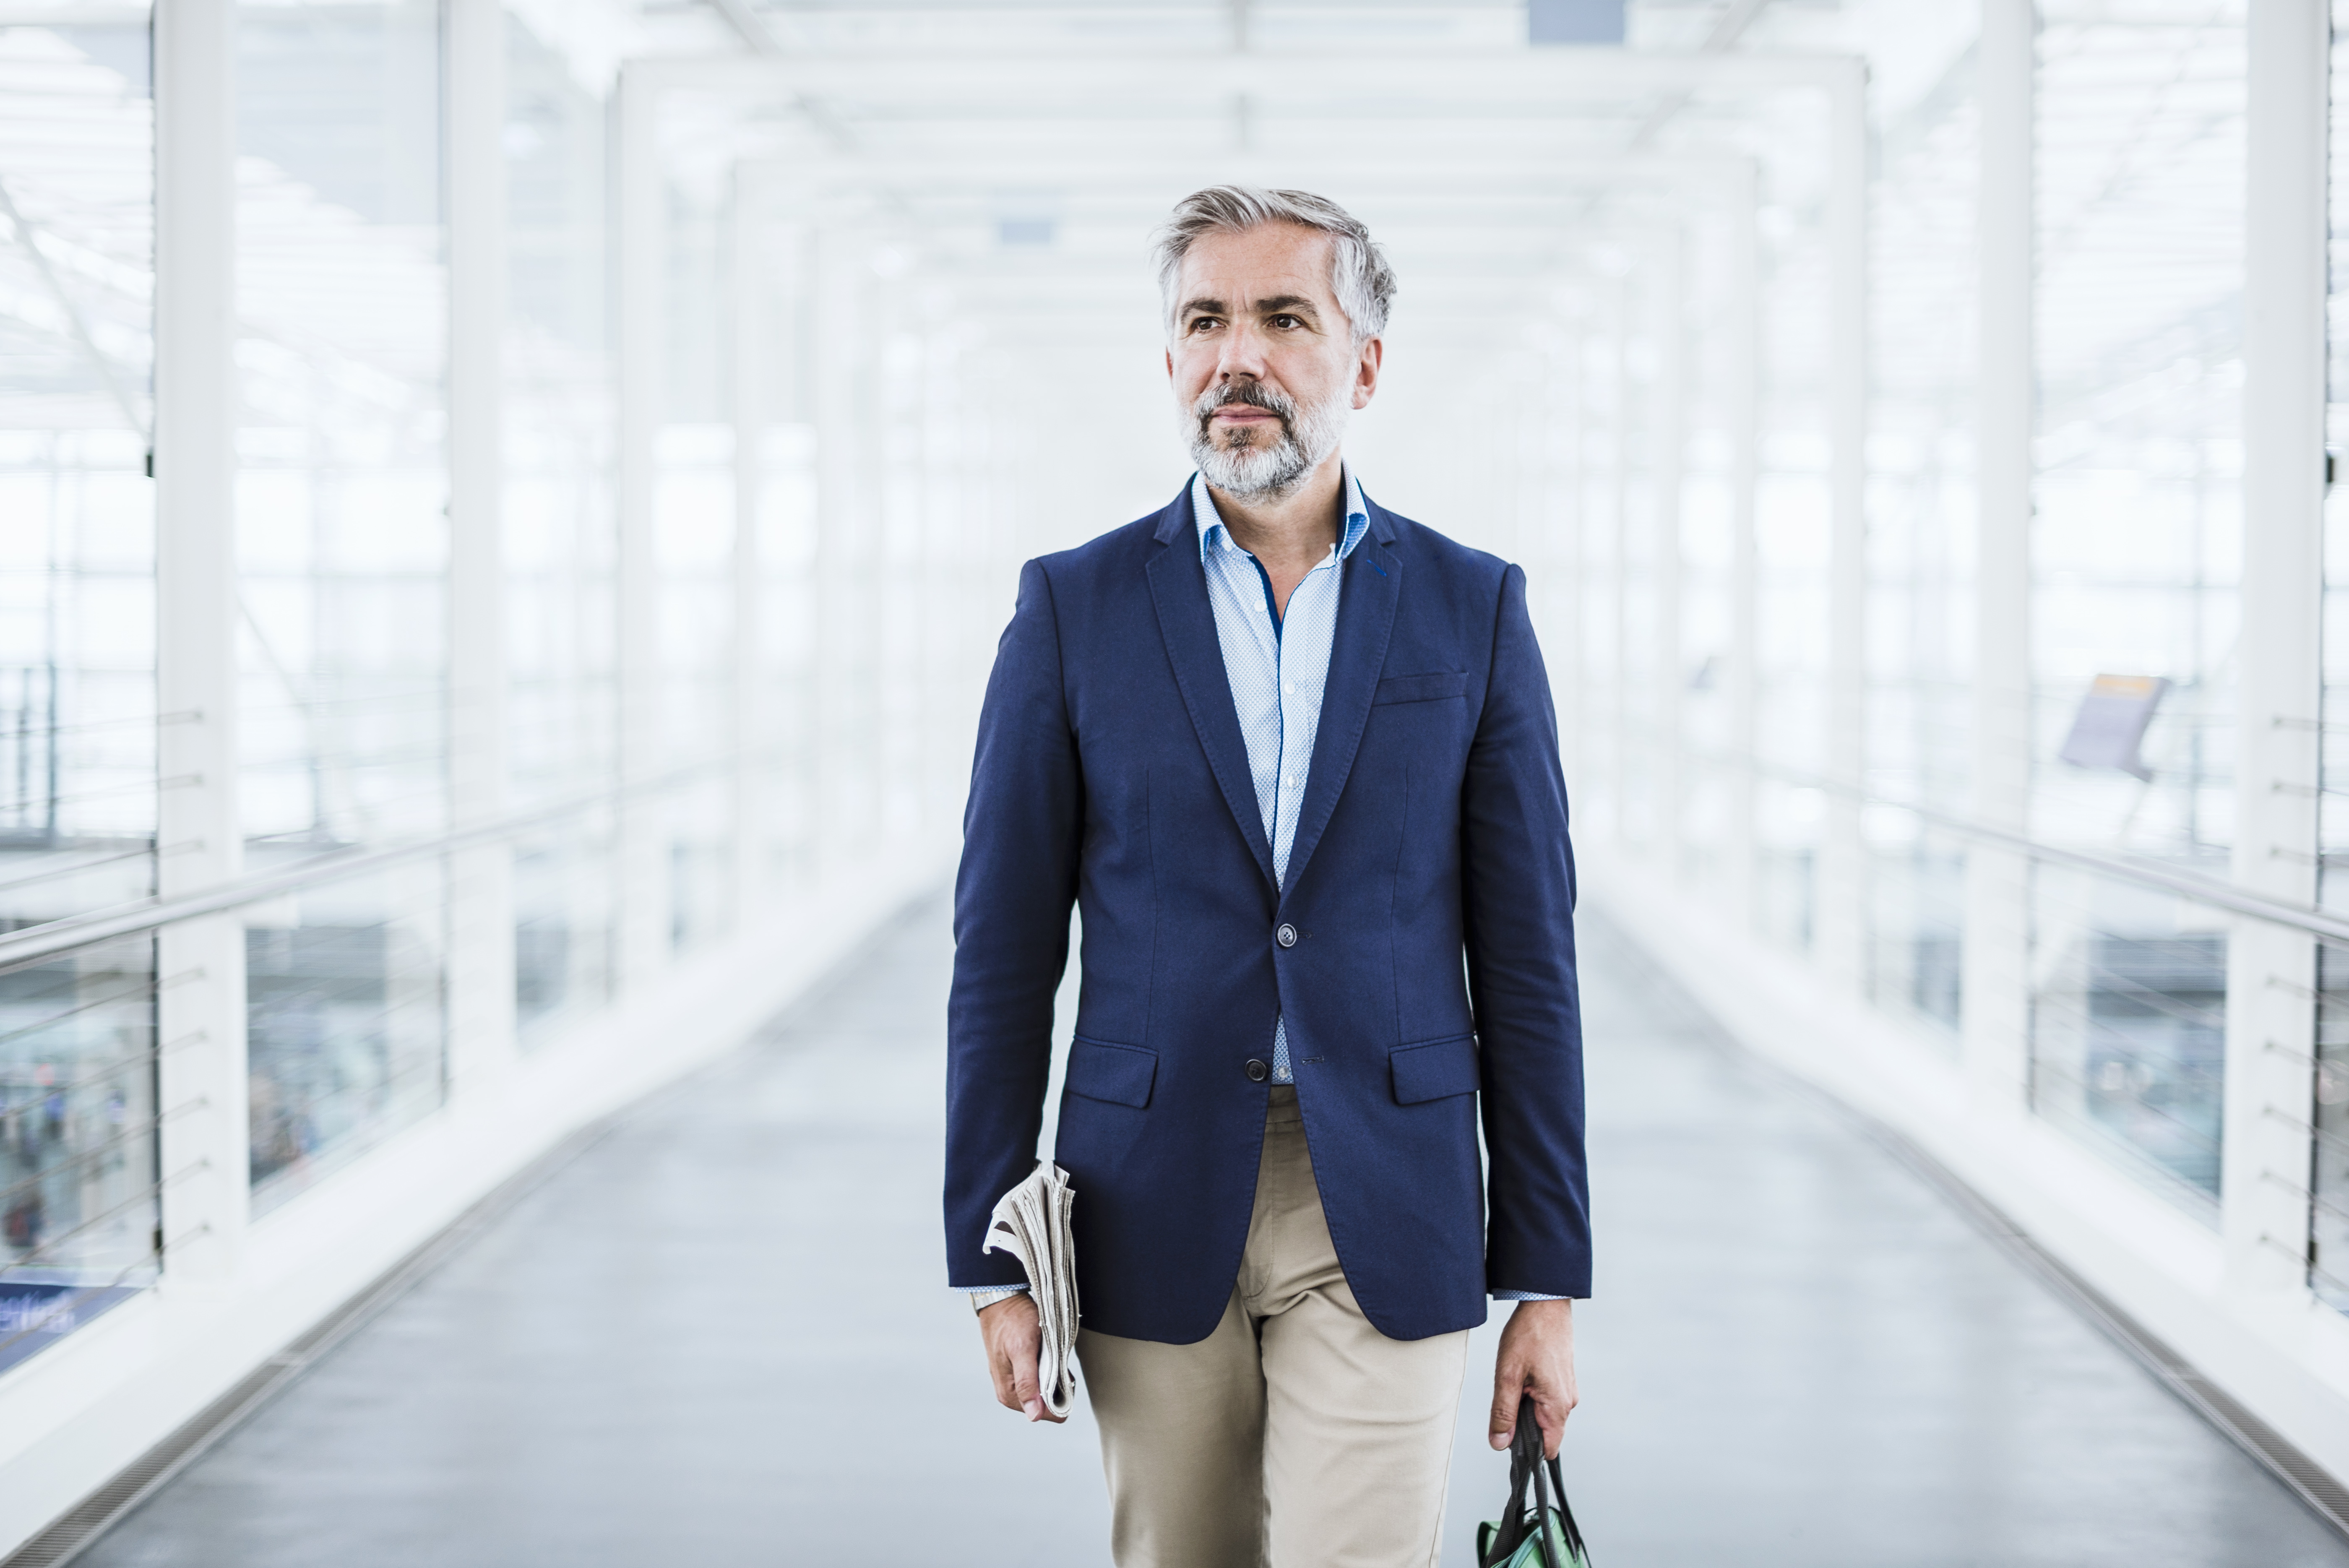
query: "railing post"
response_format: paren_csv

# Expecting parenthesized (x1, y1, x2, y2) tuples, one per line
(1964, 0, 2036, 1117)
(153, 0, 247, 1284)
(444, 0, 516, 1092)
(2224, 0, 2326, 1295)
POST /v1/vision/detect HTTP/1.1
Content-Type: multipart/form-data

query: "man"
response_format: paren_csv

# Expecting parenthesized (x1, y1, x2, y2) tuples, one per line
(944, 185, 1589, 1568)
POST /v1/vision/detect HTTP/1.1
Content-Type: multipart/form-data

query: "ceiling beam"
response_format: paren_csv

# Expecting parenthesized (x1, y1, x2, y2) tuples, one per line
(628, 46, 1861, 102)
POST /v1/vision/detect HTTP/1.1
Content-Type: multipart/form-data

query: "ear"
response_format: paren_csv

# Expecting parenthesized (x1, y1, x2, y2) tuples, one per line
(1352, 336, 1383, 411)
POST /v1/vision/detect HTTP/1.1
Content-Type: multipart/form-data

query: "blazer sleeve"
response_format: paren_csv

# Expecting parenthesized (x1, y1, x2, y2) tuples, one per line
(943, 559, 1083, 1288)
(1463, 563, 1592, 1299)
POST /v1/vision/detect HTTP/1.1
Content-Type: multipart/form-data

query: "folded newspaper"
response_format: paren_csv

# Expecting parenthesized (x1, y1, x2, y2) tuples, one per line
(982, 1160, 1080, 1419)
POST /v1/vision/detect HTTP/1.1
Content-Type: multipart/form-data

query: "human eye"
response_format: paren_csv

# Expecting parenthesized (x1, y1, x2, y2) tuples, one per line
(1188, 314, 1223, 335)
(1269, 313, 1304, 330)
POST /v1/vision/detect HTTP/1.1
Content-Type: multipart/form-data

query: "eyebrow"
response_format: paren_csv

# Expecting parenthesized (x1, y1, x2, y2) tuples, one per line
(1177, 294, 1324, 321)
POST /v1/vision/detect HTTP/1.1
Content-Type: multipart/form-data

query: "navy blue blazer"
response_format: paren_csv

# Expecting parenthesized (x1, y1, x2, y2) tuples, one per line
(944, 481, 1589, 1344)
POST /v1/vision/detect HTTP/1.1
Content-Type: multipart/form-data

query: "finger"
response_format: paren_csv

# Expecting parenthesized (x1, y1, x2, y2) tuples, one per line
(1010, 1354, 1047, 1423)
(988, 1340, 1021, 1412)
(1488, 1366, 1526, 1450)
(1539, 1397, 1563, 1459)
(1532, 1386, 1573, 1458)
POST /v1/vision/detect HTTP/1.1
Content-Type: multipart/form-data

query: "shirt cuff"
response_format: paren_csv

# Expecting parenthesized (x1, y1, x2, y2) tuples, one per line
(956, 1283, 1030, 1293)
(1492, 1290, 1570, 1301)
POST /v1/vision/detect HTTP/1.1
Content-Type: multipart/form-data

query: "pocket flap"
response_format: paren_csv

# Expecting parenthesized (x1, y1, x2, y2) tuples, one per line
(1391, 1034, 1480, 1104)
(1373, 670, 1468, 706)
(1066, 1037, 1157, 1108)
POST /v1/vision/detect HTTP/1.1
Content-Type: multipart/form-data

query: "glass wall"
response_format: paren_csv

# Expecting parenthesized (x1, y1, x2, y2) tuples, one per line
(656, 179, 735, 953)
(0, 19, 157, 925)
(2311, 0, 2349, 1309)
(0, 1, 1031, 1388)
(1751, 180, 1833, 956)
(1531, 0, 2266, 1232)
(0, 13, 159, 1360)
(1864, 18, 1978, 1039)
(2026, 0, 2246, 1216)
(236, 0, 450, 1208)
(505, 4, 617, 1035)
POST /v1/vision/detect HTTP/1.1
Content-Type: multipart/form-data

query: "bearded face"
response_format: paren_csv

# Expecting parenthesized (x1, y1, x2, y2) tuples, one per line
(1183, 376, 1350, 501)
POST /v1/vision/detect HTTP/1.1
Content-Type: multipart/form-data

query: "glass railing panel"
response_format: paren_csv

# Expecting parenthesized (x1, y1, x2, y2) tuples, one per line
(247, 860, 446, 1213)
(0, 927, 156, 1373)
(2028, 862, 2225, 1220)
(1754, 776, 1818, 953)
(513, 807, 615, 1042)
(1865, 810, 1965, 1043)
(2312, 943, 2349, 1309)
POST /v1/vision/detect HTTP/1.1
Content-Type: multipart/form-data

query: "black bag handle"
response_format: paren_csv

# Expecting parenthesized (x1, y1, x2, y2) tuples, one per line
(1479, 1394, 1589, 1568)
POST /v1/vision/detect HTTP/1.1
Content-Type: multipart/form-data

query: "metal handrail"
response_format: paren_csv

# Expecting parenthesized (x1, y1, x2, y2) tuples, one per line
(13, 731, 2349, 962)
(1880, 796, 2349, 950)
(0, 755, 741, 976)
(1632, 734, 2349, 949)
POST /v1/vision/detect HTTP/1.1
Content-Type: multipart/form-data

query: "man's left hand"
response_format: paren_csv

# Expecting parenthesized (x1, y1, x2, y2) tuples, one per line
(1488, 1299, 1578, 1459)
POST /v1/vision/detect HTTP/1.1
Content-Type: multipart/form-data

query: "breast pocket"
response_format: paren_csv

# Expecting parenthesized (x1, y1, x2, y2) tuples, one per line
(1373, 671, 1468, 706)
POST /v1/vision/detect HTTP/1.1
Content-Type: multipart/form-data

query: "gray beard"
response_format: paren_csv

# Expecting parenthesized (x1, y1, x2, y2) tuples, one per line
(1185, 384, 1349, 501)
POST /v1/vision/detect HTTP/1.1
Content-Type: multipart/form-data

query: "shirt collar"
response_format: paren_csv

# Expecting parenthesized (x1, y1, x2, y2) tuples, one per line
(1193, 465, 1371, 567)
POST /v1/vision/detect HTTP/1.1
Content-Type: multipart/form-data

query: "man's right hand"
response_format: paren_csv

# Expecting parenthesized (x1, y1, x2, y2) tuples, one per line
(979, 1293, 1065, 1423)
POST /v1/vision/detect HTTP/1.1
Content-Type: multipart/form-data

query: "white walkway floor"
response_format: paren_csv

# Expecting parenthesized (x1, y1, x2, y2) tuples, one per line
(75, 893, 2349, 1566)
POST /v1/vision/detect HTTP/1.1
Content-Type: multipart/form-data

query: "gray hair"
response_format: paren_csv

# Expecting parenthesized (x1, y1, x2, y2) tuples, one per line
(1152, 185, 1397, 346)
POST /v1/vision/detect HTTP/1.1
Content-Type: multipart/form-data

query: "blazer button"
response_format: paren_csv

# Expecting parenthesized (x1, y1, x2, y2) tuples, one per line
(1276, 924, 1298, 948)
(1245, 1058, 1271, 1082)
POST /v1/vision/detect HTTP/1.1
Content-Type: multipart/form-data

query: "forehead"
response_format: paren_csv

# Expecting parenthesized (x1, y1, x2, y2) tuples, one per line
(1177, 223, 1338, 307)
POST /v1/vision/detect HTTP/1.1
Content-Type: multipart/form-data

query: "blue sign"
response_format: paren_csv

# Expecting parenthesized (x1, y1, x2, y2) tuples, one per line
(0, 1281, 143, 1374)
(1530, 0, 1626, 44)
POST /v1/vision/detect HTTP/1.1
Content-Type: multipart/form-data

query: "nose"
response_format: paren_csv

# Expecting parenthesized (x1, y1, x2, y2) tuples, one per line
(1215, 318, 1272, 385)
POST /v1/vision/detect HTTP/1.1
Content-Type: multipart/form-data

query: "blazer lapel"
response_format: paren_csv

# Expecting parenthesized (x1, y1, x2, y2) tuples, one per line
(1144, 486, 1279, 891)
(1279, 505, 1402, 901)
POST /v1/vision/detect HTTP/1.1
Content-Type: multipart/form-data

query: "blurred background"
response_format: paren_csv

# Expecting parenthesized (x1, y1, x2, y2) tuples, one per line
(2, 0, 2347, 1563)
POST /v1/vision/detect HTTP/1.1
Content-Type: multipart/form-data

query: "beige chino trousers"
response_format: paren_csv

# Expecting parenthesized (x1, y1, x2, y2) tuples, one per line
(1077, 1086, 1471, 1568)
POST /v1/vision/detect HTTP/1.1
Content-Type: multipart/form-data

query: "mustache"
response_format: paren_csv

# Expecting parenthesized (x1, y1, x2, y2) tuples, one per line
(1193, 380, 1297, 430)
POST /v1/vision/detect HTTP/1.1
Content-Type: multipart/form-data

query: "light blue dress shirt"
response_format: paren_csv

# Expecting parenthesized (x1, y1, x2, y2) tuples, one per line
(1191, 468, 1367, 1086)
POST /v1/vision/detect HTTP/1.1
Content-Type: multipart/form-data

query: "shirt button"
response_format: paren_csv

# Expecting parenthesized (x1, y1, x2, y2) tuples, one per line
(1276, 924, 1298, 948)
(1245, 1058, 1271, 1082)
(1285, 681, 1296, 694)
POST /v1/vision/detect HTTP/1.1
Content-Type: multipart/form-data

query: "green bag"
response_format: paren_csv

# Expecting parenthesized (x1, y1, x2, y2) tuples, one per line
(1477, 1395, 1590, 1568)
